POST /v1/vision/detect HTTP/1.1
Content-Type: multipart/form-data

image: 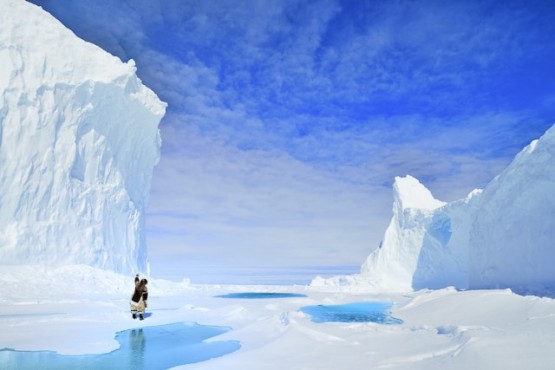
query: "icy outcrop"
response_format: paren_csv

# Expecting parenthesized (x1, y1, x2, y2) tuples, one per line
(469, 126, 555, 290)
(359, 176, 477, 291)
(0, 0, 165, 273)
(315, 124, 555, 293)
(359, 176, 447, 291)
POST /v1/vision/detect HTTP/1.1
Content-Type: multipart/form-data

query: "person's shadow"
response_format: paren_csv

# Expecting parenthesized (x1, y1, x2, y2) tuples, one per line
(143, 313, 153, 319)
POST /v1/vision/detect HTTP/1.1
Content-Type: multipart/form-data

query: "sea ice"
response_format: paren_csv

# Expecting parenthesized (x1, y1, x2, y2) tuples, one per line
(0, 322, 240, 370)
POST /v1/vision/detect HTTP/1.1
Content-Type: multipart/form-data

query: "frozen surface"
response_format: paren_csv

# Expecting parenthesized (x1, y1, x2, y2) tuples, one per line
(1, 266, 555, 369)
(215, 292, 307, 299)
(0, 323, 240, 370)
(0, 0, 165, 274)
(300, 302, 403, 324)
(318, 124, 555, 294)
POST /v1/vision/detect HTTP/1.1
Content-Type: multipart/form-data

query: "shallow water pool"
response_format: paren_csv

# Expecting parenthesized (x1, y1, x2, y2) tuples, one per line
(0, 322, 240, 370)
(300, 302, 403, 324)
(215, 292, 307, 299)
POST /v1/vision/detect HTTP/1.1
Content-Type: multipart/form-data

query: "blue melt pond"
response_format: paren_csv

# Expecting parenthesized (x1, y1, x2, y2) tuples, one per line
(0, 322, 240, 370)
(301, 302, 403, 324)
(215, 292, 307, 299)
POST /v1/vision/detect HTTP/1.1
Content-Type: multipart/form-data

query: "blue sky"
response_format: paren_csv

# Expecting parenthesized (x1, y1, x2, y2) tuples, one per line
(32, 0, 555, 282)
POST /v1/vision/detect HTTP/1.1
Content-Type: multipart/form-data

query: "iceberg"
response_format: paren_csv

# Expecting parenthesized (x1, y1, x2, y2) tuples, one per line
(316, 124, 555, 293)
(0, 0, 166, 274)
(358, 175, 480, 291)
(469, 126, 555, 291)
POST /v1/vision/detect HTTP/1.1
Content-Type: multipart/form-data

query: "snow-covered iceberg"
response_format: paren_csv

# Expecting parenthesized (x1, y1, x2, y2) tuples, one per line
(0, 0, 166, 274)
(468, 126, 555, 291)
(314, 124, 555, 293)
(355, 175, 482, 291)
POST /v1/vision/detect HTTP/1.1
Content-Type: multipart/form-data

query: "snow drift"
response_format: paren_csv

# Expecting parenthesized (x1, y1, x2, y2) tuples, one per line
(0, 0, 165, 273)
(315, 124, 555, 293)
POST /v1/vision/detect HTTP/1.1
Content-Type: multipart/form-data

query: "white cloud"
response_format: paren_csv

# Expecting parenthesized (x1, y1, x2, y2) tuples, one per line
(31, 0, 555, 281)
(146, 125, 390, 272)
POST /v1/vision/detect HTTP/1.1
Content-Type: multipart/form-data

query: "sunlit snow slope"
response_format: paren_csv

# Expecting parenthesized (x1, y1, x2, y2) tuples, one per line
(0, 0, 166, 273)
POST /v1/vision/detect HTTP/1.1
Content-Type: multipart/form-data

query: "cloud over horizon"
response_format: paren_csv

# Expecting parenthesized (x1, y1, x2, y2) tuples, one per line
(32, 0, 555, 281)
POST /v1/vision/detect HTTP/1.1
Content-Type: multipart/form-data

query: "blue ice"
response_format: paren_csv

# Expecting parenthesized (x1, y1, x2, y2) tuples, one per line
(300, 302, 403, 324)
(0, 322, 240, 370)
(215, 292, 307, 299)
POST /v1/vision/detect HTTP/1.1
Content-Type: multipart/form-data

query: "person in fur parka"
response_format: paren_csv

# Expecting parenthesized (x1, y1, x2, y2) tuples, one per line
(130, 275, 148, 320)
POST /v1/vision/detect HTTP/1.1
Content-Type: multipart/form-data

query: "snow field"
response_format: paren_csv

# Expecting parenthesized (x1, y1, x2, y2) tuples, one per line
(1, 266, 555, 369)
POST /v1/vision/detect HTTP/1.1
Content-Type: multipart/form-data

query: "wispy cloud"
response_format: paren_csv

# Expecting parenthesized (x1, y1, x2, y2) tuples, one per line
(31, 0, 555, 280)
(145, 124, 387, 268)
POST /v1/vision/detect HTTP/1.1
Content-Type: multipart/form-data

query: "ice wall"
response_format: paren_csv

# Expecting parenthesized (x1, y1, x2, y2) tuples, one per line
(315, 123, 555, 293)
(359, 176, 446, 291)
(359, 175, 479, 291)
(469, 125, 555, 290)
(0, 0, 166, 273)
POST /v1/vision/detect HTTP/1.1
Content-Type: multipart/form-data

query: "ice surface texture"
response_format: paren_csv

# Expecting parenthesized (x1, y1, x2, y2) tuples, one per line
(0, 0, 165, 273)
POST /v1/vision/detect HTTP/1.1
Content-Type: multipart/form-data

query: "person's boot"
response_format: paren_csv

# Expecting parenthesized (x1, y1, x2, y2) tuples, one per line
(132, 313, 137, 319)
(139, 313, 144, 320)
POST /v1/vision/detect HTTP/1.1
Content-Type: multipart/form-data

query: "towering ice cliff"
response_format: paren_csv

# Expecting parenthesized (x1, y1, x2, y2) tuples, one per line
(469, 126, 555, 290)
(0, 0, 166, 273)
(314, 124, 555, 293)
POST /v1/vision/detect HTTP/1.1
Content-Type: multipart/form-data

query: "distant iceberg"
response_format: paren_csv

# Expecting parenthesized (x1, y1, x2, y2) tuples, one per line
(0, 0, 166, 274)
(314, 124, 555, 294)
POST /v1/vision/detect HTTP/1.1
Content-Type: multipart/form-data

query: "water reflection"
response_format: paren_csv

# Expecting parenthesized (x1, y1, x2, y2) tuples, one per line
(129, 329, 145, 368)
(0, 323, 240, 370)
